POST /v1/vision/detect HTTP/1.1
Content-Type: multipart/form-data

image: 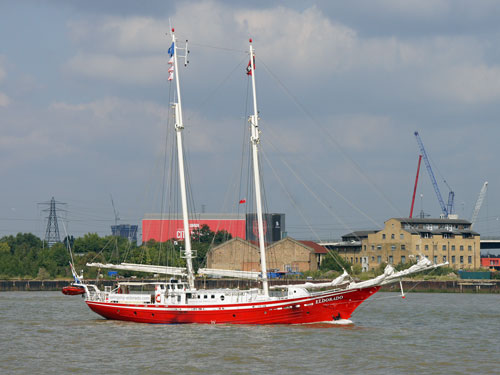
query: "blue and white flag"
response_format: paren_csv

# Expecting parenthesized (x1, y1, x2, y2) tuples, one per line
(168, 42, 175, 57)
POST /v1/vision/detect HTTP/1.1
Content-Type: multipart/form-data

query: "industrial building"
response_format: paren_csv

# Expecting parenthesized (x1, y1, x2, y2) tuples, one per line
(111, 224, 138, 243)
(324, 218, 481, 271)
(206, 237, 327, 273)
(142, 213, 285, 244)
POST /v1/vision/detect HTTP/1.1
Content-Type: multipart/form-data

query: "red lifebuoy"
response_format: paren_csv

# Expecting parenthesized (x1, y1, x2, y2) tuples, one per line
(156, 294, 161, 303)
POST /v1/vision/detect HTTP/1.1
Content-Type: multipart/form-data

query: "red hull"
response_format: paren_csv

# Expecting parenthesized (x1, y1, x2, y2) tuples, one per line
(86, 286, 380, 324)
(62, 286, 85, 295)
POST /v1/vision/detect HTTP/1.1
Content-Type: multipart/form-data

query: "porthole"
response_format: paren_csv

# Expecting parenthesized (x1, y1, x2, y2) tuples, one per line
(220, 295, 225, 301)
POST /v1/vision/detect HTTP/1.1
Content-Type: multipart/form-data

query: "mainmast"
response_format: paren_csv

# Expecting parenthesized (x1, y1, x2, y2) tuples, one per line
(248, 39, 269, 297)
(170, 29, 195, 289)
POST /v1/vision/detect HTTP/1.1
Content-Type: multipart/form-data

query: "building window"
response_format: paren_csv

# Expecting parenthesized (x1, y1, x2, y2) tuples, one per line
(355, 257, 358, 263)
(468, 245, 472, 251)
(425, 245, 429, 251)
(364, 245, 366, 251)
(434, 256, 437, 264)
(452, 256, 456, 264)
(400, 234, 404, 239)
(401, 256, 406, 264)
(451, 245, 455, 251)
(416, 255, 420, 261)
(377, 245, 382, 250)
(460, 256, 464, 264)
(377, 256, 381, 264)
(382, 234, 386, 239)
(468, 256, 472, 264)
(416, 245, 420, 251)
(391, 245, 396, 250)
(401, 244, 406, 250)
(371, 245, 375, 250)
(388, 256, 393, 264)
(391, 234, 395, 239)
(350, 257, 353, 263)
(371, 256, 375, 261)
(460, 245, 464, 251)
(442, 245, 446, 251)
(443, 256, 447, 262)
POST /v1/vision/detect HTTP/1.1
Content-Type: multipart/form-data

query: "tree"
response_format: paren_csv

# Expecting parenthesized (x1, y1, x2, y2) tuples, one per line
(320, 251, 351, 272)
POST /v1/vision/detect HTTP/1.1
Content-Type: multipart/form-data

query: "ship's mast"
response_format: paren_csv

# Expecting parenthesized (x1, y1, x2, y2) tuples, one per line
(171, 29, 195, 289)
(248, 39, 269, 297)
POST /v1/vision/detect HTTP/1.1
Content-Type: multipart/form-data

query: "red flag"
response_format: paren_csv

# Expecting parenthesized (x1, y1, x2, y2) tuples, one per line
(246, 57, 255, 76)
(239, 199, 246, 204)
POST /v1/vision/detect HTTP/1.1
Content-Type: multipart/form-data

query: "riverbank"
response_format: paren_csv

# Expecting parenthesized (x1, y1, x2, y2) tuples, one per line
(1, 278, 499, 293)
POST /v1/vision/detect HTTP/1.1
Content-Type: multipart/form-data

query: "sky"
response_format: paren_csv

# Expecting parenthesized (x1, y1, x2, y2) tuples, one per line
(0, 0, 499, 243)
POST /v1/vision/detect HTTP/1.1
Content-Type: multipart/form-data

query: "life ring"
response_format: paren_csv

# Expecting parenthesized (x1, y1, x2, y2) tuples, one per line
(156, 294, 161, 303)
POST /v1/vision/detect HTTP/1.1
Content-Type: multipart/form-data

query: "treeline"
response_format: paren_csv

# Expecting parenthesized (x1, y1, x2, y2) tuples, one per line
(0, 225, 232, 280)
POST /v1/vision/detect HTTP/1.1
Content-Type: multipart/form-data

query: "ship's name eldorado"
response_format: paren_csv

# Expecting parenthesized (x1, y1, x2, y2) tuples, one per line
(316, 295, 344, 304)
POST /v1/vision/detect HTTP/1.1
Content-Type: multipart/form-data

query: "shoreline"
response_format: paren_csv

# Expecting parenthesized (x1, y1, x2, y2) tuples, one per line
(1, 279, 499, 293)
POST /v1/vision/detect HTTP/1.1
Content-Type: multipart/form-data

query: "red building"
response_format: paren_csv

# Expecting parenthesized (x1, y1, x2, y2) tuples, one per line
(481, 257, 500, 270)
(142, 213, 246, 243)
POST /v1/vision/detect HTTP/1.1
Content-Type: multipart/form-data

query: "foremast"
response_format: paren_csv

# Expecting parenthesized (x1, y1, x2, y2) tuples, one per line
(248, 39, 269, 297)
(170, 29, 195, 290)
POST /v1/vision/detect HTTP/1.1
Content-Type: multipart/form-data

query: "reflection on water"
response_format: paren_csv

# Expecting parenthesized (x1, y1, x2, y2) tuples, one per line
(0, 292, 498, 375)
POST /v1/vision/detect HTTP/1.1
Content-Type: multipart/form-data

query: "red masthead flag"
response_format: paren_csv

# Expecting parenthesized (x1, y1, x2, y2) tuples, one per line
(246, 57, 255, 76)
(239, 199, 246, 204)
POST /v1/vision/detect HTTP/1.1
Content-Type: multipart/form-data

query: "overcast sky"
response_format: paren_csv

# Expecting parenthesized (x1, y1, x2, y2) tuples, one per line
(1, 0, 499, 242)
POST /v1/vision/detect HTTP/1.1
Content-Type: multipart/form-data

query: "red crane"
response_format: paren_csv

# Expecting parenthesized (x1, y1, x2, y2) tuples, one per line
(409, 155, 422, 218)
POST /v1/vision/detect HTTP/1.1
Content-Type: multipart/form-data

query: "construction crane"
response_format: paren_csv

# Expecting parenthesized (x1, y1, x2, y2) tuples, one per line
(414, 131, 455, 217)
(110, 194, 120, 226)
(409, 155, 422, 218)
(470, 181, 488, 228)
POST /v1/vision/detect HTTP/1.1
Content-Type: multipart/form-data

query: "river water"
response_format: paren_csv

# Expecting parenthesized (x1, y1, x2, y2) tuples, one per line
(0, 291, 498, 375)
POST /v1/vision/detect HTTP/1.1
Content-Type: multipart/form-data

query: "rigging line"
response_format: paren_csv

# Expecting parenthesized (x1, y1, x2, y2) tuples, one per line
(310, 169, 383, 231)
(259, 147, 321, 242)
(258, 58, 405, 219)
(260, 137, 348, 272)
(188, 41, 246, 53)
(157, 77, 175, 264)
(185, 56, 248, 123)
(238, 77, 251, 217)
(262, 127, 361, 241)
(59, 217, 74, 266)
(88, 236, 116, 264)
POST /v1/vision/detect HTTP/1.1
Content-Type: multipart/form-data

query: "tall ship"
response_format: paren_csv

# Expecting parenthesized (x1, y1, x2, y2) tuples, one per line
(71, 29, 446, 324)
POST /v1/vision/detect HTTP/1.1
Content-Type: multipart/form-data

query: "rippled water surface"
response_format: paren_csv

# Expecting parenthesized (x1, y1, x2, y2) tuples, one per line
(1, 292, 498, 374)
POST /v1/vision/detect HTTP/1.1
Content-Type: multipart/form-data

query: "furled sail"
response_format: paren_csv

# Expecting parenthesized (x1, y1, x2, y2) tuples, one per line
(86, 262, 187, 276)
(270, 270, 350, 290)
(197, 268, 261, 280)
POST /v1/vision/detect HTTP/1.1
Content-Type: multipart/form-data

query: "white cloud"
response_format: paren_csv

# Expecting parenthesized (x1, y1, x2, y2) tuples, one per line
(62, 1, 492, 104)
(0, 60, 10, 107)
(68, 17, 167, 54)
(424, 64, 500, 103)
(65, 53, 165, 85)
(0, 92, 9, 107)
(375, 0, 450, 17)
